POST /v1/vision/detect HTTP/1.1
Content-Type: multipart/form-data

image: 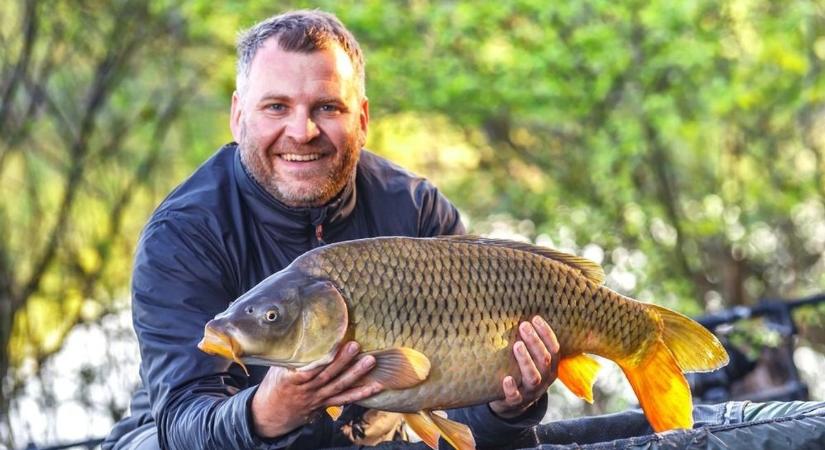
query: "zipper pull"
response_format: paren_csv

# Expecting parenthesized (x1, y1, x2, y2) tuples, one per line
(315, 223, 326, 246)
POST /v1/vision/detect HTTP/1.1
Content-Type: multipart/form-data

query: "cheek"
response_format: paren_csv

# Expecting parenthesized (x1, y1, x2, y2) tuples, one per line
(325, 119, 362, 150)
(243, 116, 281, 147)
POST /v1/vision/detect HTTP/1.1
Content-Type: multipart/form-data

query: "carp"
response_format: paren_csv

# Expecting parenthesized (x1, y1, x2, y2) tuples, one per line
(199, 236, 728, 450)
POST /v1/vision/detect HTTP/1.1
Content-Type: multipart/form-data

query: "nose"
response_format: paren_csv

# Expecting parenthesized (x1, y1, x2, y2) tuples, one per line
(284, 109, 320, 144)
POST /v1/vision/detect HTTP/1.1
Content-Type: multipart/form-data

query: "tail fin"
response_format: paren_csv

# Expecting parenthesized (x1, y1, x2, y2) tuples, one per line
(621, 339, 693, 432)
(620, 304, 729, 432)
(648, 303, 729, 372)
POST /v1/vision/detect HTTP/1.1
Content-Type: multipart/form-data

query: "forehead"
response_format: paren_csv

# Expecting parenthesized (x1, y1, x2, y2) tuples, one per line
(246, 38, 356, 97)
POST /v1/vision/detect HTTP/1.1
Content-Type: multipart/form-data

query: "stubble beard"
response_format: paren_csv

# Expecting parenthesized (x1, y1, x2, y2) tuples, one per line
(238, 122, 362, 208)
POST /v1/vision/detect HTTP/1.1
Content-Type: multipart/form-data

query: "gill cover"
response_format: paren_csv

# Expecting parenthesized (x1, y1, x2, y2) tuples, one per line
(293, 278, 349, 370)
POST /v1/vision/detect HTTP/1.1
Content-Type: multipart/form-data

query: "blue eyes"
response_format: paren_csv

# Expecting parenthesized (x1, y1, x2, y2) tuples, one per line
(264, 104, 341, 114)
(319, 104, 340, 113)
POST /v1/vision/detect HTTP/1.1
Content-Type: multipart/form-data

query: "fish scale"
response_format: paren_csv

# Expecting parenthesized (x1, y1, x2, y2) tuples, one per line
(295, 237, 655, 412)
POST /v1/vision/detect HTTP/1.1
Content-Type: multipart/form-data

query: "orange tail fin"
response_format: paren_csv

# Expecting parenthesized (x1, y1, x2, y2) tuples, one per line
(621, 339, 692, 432)
(620, 304, 729, 432)
(648, 303, 729, 372)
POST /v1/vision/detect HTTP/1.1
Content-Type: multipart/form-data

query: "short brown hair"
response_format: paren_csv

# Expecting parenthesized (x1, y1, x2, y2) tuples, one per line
(235, 10, 365, 97)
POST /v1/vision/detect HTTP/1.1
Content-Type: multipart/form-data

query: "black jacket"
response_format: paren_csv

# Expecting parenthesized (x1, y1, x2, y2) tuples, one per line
(104, 143, 545, 449)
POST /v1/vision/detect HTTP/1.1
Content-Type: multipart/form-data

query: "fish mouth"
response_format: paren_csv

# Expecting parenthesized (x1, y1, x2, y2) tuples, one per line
(198, 325, 249, 376)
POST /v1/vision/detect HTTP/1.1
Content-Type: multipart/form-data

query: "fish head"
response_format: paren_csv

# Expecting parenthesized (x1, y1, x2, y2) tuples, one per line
(199, 269, 348, 372)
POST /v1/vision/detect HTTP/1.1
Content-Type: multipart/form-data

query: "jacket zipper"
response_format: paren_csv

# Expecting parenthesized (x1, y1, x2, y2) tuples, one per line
(315, 223, 326, 246)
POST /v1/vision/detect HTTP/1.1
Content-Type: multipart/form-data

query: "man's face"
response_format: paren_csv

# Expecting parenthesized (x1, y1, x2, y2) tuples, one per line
(230, 39, 368, 208)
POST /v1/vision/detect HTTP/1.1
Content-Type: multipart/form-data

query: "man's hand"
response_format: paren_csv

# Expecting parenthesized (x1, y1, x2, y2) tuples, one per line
(251, 341, 383, 438)
(489, 316, 559, 419)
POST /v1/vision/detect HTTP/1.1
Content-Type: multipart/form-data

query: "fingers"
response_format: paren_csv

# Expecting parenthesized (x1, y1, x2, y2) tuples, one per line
(513, 339, 543, 390)
(499, 376, 524, 408)
(488, 374, 530, 419)
(514, 316, 560, 393)
(251, 342, 384, 436)
(315, 354, 377, 400)
(532, 316, 560, 356)
(490, 317, 560, 419)
(324, 380, 383, 406)
(295, 341, 361, 386)
(529, 316, 560, 379)
(519, 322, 548, 376)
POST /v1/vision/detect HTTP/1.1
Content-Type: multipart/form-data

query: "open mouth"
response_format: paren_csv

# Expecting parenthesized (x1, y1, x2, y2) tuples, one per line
(279, 153, 323, 162)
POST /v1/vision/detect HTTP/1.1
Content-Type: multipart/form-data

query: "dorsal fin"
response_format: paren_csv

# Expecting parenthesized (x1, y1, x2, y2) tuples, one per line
(438, 235, 606, 285)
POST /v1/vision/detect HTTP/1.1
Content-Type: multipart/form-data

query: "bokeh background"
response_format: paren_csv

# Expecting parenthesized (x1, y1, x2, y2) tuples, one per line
(1, 0, 824, 448)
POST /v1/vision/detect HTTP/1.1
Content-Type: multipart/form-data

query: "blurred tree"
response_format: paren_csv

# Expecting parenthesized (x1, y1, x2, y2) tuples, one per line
(338, 0, 825, 314)
(0, 0, 214, 445)
(325, 0, 824, 313)
(3, 0, 825, 446)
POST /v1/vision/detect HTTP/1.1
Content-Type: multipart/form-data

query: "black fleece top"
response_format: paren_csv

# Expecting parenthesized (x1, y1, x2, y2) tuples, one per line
(104, 143, 546, 449)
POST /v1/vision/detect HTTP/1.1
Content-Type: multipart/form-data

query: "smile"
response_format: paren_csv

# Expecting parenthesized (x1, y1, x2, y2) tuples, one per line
(280, 153, 323, 162)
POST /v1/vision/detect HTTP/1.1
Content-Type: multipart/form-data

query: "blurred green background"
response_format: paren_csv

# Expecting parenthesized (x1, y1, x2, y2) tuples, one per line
(1, 0, 824, 448)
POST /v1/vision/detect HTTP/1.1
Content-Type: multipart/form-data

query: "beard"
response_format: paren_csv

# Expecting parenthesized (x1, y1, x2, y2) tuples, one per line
(238, 122, 362, 208)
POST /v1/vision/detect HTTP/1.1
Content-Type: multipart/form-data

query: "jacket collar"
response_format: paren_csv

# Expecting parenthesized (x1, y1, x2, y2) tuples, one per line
(232, 143, 357, 234)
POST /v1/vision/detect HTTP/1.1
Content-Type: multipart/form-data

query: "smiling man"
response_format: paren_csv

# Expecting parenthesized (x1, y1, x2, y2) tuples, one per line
(232, 35, 366, 209)
(103, 10, 556, 450)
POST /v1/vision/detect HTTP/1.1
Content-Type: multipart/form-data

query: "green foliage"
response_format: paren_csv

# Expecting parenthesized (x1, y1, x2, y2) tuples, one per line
(2, 0, 825, 444)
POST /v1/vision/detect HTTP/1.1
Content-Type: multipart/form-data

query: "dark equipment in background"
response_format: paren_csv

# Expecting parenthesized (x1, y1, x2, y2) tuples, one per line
(689, 293, 825, 404)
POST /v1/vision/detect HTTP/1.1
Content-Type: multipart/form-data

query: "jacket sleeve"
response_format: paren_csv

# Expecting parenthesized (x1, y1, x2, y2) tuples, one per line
(132, 213, 302, 449)
(448, 394, 548, 448)
(415, 181, 465, 237)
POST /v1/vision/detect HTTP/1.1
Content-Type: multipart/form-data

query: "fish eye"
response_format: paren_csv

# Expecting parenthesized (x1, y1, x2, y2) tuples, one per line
(264, 309, 279, 322)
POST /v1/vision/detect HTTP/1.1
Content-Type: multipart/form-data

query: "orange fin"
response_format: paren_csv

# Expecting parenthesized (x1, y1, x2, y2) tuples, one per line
(621, 339, 693, 432)
(361, 347, 431, 390)
(325, 405, 343, 420)
(429, 410, 476, 450)
(403, 412, 440, 450)
(648, 303, 729, 372)
(557, 353, 601, 403)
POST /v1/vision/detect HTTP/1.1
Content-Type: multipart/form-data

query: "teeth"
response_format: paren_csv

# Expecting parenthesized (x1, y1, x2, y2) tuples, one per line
(281, 153, 322, 162)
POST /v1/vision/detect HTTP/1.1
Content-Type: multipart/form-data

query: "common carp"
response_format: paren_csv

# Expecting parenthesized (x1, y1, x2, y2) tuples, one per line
(199, 236, 728, 449)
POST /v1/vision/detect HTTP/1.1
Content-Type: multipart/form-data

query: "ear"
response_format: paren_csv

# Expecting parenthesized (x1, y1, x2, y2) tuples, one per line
(358, 97, 369, 147)
(230, 91, 243, 143)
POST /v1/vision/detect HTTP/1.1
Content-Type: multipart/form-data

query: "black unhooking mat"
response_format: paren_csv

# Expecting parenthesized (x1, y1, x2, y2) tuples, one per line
(524, 404, 825, 450)
(331, 401, 825, 450)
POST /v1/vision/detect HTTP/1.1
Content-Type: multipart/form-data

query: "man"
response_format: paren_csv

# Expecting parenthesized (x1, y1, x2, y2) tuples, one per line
(104, 10, 557, 450)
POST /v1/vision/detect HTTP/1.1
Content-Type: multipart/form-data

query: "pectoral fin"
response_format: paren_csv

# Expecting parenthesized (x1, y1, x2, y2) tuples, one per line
(325, 405, 343, 420)
(361, 347, 431, 390)
(557, 353, 601, 403)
